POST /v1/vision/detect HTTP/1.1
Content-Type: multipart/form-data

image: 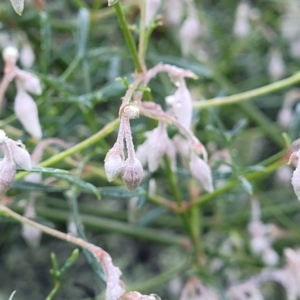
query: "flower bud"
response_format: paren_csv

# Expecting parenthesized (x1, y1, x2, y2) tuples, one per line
(0, 156, 16, 197)
(123, 103, 140, 119)
(16, 69, 42, 95)
(14, 82, 42, 139)
(145, 0, 161, 27)
(172, 80, 193, 129)
(2, 46, 19, 64)
(122, 158, 143, 191)
(268, 48, 286, 82)
(189, 152, 214, 193)
(8, 139, 32, 171)
(20, 43, 35, 68)
(290, 150, 300, 201)
(104, 149, 124, 182)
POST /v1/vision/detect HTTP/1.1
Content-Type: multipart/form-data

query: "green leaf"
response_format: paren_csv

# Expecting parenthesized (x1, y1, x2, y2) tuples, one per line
(9, 0, 24, 15)
(11, 181, 69, 192)
(238, 176, 253, 195)
(108, 0, 118, 7)
(54, 174, 101, 199)
(30, 167, 70, 175)
(99, 186, 145, 199)
(77, 8, 90, 58)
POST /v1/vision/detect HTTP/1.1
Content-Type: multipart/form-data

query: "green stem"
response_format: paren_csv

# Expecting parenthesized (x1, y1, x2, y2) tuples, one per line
(138, 0, 146, 67)
(194, 71, 300, 109)
(15, 118, 120, 180)
(114, 2, 143, 73)
(187, 158, 284, 210)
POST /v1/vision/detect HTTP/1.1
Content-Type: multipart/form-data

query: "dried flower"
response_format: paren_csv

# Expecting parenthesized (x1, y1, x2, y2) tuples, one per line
(189, 152, 214, 193)
(122, 157, 143, 191)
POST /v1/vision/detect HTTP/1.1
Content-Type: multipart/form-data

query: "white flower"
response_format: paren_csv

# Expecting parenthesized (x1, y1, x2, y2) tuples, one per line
(122, 157, 143, 191)
(233, 1, 251, 38)
(14, 81, 42, 139)
(104, 148, 124, 182)
(20, 43, 35, 68)
(179, 12, 201, 55)
(172, 79, 193, 129)
(145, 0, 161, 27)
(268, 48, 286, 82)
(189, 152, 213, 193)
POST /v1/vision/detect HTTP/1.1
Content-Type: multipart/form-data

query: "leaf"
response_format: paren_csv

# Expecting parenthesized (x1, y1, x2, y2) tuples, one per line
(238, 176, 253, 195)
(11, 181, 69, 192)
(30, 166, 70, 175)
(54, 173, 101, 199)
(8, 291, 17, 300)
(99, 186, 145, 199)
(108, 0, 118, 7)
(9, 0, 24, 15)
(77, 8, 90, 58)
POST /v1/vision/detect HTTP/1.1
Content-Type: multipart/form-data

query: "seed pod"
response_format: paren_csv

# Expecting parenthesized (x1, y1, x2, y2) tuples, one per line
(122, 158, 143, 191)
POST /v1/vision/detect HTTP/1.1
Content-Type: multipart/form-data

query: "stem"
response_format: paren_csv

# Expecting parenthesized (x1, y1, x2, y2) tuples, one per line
(114, 2, 143, 73)
(193, 71, 300, 109)
(138, 0, 146, 67)
(15, 118, 120, 180)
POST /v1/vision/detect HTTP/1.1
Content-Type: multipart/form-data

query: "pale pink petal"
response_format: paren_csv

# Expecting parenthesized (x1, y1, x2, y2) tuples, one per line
(172, 80, 193, 129)
(189, 153, 213, 193)
(14, 82, 42, 139)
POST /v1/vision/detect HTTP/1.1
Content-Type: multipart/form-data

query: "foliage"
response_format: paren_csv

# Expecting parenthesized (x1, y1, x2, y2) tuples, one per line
(1, 0, 300, 299)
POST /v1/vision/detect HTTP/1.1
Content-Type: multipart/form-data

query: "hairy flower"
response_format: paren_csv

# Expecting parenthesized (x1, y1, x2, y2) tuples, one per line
(189, 152, 213, 193)
(14, 80, 42, 139)
(104, 148, 124, 182)
(122, 157, 143, 191)
(172, 79, 193, 129)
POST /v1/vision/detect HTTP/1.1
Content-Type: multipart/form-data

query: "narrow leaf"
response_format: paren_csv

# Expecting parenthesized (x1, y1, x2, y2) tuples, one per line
(30, 166, 70, 175)
(54, 173, 101, 199)
(9, 0, 24, 15)
(8, 291, 17, 300)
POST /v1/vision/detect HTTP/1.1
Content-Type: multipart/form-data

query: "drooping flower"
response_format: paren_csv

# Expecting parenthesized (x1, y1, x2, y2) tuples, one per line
(136, 122, 176, 172)
(0, 130, 32, 197)
(14, 80, 42, 139)
(171, 79, 193, 129)
(189, 152, 213, 193)
(104, 148, 125, 182)
(145, 0, 161, 27)
(122, 157, 143, 191)
(233, 1, 251, 38)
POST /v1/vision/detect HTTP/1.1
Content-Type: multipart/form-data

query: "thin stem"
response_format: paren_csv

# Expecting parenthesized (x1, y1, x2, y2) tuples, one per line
(193, 71, 300, 109)
(15, 118, 120, 180)
(114, 2, 143, 73)
(138, 0, 146, 68)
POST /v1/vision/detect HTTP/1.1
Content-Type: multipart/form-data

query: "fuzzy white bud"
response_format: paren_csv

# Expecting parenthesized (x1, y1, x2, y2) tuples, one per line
(122, 158, 143, 191)
(8, 139, 32, 171)
(189, 152, 214, 193)
(290, 150, 300, 201)
(2, 46, 19, 64)
(104, 149, 124, 182)
(16, 69, 42, 95)
(20, 43, 35, 68)
(14, 82, 42, 139)
(123, 103, 140, 119)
